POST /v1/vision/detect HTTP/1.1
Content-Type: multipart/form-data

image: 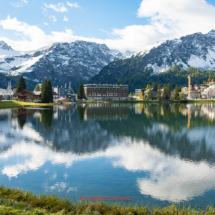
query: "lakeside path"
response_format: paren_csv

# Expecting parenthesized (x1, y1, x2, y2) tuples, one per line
(0, 101, 55, 109)
(0, 186, 214, 215)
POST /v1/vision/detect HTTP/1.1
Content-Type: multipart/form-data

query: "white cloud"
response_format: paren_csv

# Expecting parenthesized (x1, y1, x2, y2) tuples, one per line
(44, 22, 49, 26)
(66, 2, 79, 8)
(3, 0, 215, 52)
(11, 0, 28, 7)
(49, 15, 57, 23)
(63, 16, 69, 22)
(44, 3, 67, 12)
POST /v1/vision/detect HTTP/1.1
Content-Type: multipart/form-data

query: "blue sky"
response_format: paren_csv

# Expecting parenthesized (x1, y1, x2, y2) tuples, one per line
(1, 0, 215, 52)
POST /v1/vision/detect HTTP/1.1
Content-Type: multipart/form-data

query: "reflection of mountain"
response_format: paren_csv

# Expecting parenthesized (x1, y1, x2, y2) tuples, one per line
(1, 104, 215, 203)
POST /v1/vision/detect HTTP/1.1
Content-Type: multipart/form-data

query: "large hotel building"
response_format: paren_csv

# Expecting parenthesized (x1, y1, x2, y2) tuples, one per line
(84, 84, 129, 100)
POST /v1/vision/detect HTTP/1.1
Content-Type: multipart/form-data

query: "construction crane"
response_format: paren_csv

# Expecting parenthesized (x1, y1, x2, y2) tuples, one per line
(188, 75, 191, 98)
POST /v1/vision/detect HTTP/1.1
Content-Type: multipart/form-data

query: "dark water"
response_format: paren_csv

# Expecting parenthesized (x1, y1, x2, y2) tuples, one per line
(1, 103, 215, 208)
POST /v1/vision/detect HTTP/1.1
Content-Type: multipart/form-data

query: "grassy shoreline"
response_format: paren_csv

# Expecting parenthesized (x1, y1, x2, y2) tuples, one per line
(0, 101, 55, 109)
(0, 187, 214, 215)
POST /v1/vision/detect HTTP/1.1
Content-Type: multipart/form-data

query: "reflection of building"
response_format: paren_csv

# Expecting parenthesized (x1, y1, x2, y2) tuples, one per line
(84, 104, 129, 120)
(84, 84, 128, 100)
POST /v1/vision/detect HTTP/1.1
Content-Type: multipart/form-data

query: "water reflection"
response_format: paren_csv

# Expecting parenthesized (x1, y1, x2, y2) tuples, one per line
(0, 103, 215, 206)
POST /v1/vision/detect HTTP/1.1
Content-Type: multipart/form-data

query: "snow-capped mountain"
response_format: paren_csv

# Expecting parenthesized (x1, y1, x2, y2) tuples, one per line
(90, 30, 215, 85)
(0, 41, 127, 89)
(0, 41, 20, 57)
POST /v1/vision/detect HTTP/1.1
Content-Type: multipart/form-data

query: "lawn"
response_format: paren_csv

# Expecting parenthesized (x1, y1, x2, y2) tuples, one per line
(0, 100, 55, 108)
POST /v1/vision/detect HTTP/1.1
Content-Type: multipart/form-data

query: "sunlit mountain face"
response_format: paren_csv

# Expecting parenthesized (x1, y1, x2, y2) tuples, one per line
(0, 103, 215, 207)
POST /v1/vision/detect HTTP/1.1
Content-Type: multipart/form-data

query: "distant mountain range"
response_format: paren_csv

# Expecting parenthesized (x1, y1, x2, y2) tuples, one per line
(1, 30, 215, 91)
(0, 40, 132, 89)
(90, 30, 215, 90)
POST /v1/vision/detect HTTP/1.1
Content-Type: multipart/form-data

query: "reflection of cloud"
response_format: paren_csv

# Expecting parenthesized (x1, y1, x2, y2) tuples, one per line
(1, 138, 215, 202)
(45, 182, 67, 192)
(67, 187, 78, 193)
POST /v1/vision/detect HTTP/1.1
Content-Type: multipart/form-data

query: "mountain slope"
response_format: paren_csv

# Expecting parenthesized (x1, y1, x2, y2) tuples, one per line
(90, 30, 215, 89)
(0, 41, 127, 89)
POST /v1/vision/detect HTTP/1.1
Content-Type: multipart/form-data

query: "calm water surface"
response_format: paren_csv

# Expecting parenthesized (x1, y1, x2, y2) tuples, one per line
(0, 103, 215, 207)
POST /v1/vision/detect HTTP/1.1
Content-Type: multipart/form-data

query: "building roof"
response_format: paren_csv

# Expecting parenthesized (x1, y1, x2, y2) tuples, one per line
(33, 91, 42, 95)
(145, 88, 156, 93)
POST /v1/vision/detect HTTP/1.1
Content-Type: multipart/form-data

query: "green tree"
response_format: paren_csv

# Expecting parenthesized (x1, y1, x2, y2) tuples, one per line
(179, 91, 184, 100)
(145, 84, 151, 90)
(157, 88, 162, 101)
(166, 83, 171, 99)
(209, 74, 212, 82)
(152, 82, 157, 90)
(77, 82, 86, 100)
(47, 79, 53, 103)
(16, 76, 26, 92)
(174, 86, 179, 100)
(34, 84, 40, 91)
(35, 84, 42, 91)
(42, 79, 48, 103)
(41, 79, 53, 103)
(148, 90, 153, 100)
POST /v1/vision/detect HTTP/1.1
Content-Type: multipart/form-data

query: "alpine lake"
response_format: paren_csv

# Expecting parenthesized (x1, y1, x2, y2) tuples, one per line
(1, 103, 215, 208)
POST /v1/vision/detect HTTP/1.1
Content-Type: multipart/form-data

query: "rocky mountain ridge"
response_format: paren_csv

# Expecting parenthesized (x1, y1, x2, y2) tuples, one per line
(90, 30, 215, 86)
(0, 40, 129, 89)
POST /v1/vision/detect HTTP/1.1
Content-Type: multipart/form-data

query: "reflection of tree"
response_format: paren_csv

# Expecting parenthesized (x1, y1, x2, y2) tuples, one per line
(17, 114, 26, 129)
(41, 108, 53, 129)
(77, 105, 87, 123)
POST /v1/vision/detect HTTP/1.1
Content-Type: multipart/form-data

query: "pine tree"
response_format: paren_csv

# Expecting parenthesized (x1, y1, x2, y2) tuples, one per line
(145, 84, 151, 90)
(174, 86, 179, 100)
(77, 82, 86, 100)
(16, 76, 26, 92)
(42, 79, 49, 103)
(209, 74, 212, 82)
(47, 79, 53, 103)
(152, 82, 157, 90)
(157, 89, 161, 100)
(35, 84, 40, 91)
(166, 83, 171, 99)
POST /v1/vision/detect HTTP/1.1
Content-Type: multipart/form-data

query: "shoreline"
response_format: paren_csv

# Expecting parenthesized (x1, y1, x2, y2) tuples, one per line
(0, 186, 214, 215)
(86, 99, 215, 104)
(0, 100, 55, 109)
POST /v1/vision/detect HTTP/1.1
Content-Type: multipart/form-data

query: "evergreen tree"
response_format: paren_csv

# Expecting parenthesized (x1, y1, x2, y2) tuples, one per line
(34, 84, 40, 91)
(209, 74, 212, 82)
(148, 90, 153, 100)
(47, 79, 53, 103)
(166, 83, 171, 99)
(152, 82, 157, 90)
(77, 82, 86, 100)
(157, 88, 162, 101)
(42, 79, 49, 103)
(145, 84, 151, 90)
(174, 86, 179, 100)
(16, 76, 26, 92)
(179, 91, 184, 100)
